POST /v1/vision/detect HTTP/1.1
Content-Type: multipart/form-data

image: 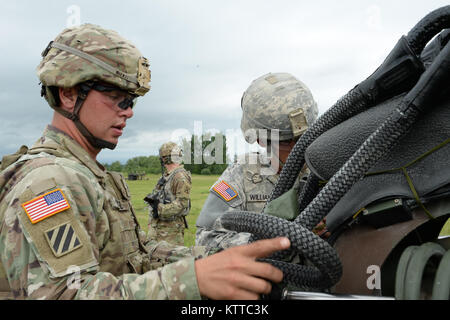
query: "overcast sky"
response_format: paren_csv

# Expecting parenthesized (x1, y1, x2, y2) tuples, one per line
(0, 0, 448, 164)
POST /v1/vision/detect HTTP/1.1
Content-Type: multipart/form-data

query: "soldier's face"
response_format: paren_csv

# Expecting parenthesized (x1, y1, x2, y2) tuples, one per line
(79, 89, 134, 146)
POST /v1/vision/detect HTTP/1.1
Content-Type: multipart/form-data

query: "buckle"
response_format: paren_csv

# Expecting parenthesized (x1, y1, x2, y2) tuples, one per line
(135, 56, 151, 96)
(41, 41, 54, 57)
(289, 108, 308, 138)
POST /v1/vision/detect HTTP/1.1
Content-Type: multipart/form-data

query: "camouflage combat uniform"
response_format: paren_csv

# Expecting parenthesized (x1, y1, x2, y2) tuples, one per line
(147, 166, 191, 246)
(0, 127, 207, 300)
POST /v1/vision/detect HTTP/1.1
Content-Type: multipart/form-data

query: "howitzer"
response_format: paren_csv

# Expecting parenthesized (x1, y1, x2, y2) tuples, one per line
(221, 6, 450, 300)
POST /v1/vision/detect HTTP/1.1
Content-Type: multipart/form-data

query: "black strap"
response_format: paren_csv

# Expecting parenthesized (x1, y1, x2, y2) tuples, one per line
(49, 82, 117, 150)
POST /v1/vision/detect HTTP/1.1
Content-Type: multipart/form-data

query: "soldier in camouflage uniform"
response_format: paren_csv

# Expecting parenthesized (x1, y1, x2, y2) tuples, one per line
(146, 142, 191, 245)
(0, 24, 291, 300)
(196, 72, 318, 250)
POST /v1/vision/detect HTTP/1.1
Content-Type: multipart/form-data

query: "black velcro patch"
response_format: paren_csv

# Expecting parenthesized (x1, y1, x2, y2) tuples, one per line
(45, 222, 82, 257)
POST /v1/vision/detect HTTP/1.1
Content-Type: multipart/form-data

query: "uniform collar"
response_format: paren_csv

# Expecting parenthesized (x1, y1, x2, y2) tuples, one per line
(35, 125, 107, 179)
(266, 174, 279, 185)
(241, 152, 279, 184)
(164, 164, 184, 176)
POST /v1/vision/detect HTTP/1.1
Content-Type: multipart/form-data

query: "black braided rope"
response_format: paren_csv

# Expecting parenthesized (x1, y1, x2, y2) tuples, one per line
(406, 5, 450, 55)
(259, 173, 322, 261)
(250, 172, 321, 261)
(221, 212, 342, 288)
(297, 173, 321, 213)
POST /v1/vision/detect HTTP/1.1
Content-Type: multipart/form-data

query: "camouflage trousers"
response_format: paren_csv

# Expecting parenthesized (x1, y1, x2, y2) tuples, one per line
(147, 217, 185, 246)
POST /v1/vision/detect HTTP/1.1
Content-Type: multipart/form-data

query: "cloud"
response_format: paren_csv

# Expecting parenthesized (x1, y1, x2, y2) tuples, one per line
(1, 0, 448, 165)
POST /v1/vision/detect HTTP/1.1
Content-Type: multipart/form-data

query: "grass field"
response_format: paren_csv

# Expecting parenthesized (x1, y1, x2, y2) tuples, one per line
(127, 174, 219, 247)
(126, 174, 450, 247)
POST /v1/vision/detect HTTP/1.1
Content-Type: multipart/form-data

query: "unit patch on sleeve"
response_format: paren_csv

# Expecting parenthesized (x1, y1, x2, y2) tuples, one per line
(21, 188, 70, 224)
(213, 180, 238, 202)
(45, 222, 82, 257)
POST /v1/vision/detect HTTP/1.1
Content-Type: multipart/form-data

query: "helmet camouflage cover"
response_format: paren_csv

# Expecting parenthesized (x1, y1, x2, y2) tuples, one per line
(159, 142, 183, 165)
(37, 23, 151, 108)
(241, 72, 318, 143)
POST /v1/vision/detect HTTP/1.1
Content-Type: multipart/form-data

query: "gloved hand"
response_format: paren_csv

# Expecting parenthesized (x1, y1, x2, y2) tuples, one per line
(151, 202, 159, 219)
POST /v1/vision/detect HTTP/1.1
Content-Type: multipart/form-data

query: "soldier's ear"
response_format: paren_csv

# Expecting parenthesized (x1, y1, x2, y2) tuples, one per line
(58, 87, 78, 112)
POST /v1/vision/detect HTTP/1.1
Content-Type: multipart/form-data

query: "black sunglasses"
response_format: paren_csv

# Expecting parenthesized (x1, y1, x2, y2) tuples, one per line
(81, 82, 138, 110)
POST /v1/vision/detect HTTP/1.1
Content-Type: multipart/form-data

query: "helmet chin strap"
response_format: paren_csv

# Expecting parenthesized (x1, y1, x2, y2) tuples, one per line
(267, 140, 284, 174)
(74, 85, 117, 150)
(73, 116, 117, 150)
(53, 84, 117, 150)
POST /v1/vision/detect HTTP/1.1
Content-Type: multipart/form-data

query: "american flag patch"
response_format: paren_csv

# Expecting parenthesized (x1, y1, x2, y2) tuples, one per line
(213, 181, 238, 201)
(22, 188, 70, 224)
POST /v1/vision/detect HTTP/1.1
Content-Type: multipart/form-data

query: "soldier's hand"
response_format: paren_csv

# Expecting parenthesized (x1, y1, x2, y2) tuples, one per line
(194, 237, 290, 300)
(151, 203, 159, 218)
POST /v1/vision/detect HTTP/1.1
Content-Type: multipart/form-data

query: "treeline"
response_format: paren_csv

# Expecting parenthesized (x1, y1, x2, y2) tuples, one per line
(103, 156, 162, 175)
(103, 133, 230, 175)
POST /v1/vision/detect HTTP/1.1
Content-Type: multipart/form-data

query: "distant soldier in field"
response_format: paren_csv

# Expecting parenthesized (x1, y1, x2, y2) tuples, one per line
(195, 72, 319, 250)
(145, 142, 191, 245)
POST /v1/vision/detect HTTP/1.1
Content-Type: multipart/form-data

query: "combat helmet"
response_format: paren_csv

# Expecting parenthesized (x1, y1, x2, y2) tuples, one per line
(240, 72, 318, 143)
(159, 142, 183, 165)
(37, 23, 151, 150)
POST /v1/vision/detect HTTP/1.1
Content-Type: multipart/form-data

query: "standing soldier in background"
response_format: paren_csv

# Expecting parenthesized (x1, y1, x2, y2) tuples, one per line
(0, 24, 291, 300)
(196, 72, 319, 251)
(145, 142, 191, 246)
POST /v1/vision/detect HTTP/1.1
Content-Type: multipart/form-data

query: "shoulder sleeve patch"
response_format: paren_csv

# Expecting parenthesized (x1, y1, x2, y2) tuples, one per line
(45, 222, 82, 258)
(18, 188, 98, 277)
(21, 188, 70, 224)
(212, 180, 238, 202)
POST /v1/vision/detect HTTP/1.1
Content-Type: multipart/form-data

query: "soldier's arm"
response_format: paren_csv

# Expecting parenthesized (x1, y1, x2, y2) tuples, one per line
(195, 162, 254, 250)
(196, 227, 252, 251)
(158, 172, 191, 219)
(195, 189, 252, 250)
(144, 238, 214, 268)
(76, 258, 200, 299)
